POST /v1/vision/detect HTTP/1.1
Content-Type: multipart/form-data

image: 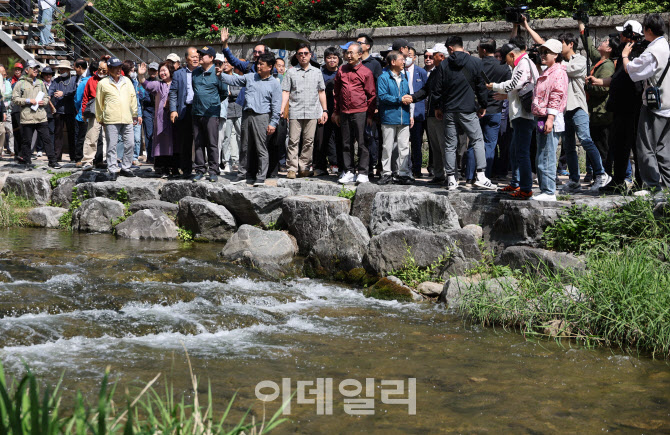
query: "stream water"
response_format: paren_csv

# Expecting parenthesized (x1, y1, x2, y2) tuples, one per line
(1, 228, 669, 433)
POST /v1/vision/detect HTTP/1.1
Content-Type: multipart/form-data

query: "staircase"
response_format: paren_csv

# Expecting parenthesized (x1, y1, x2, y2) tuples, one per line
(0, 0, 159, 66)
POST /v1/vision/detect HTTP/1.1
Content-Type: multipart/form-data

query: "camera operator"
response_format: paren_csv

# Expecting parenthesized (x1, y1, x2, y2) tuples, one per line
(623, 13, 670, 190)
(578, 19, 615, 180)
(523, 16, 612, 192)
(588, 20, 645, 191)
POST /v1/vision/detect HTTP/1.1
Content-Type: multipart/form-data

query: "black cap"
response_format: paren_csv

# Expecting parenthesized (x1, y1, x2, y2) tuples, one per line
(197, 46, 217, 57)
(41, 66, 54, 75)
(392, 38, 410, 51)
(107, 57, 123, 67)
(499, 43, 517, 58)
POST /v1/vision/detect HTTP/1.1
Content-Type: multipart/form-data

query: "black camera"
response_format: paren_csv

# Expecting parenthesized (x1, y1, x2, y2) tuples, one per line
(572, 3, 590, 24)
(621, 24, 642, 41)
(527, 44, 542, 65)
(505, 6, 529, 24)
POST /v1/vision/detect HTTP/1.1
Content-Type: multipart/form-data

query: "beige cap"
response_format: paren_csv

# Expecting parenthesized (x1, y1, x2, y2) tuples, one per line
(166, 53, 180, 63)
(56, 60, 73, 69)
(541, 39, 562, 54)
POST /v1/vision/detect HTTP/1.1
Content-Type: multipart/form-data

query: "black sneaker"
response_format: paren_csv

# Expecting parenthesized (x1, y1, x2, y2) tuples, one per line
(377, 174, 393, 185)
(109, 172, 119, 181)
(119, 169, 137, 177)
(49, 162, 62, 169)
(396, 175, 414, 185)
(427, 177, 446, 185)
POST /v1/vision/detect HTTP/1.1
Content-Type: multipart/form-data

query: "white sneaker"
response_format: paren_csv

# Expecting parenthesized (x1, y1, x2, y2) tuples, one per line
(446, 175, 458, 191)
(474, 176, 497, 190)
(82, 163, 93, 171)
(531, 193, 557, 202)
(339, 171, 355, 184)
(36, 151, 43, 157)
(590, 173, 612, 191)
(355, 174, 369, 184)
(561, 180, 581, 193)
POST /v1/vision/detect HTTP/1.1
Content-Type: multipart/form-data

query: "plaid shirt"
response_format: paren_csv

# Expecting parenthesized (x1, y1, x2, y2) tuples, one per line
(282, 64, 325, 120)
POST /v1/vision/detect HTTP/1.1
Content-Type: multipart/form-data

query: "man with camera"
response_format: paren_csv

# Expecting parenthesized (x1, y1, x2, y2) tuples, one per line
(623, 13, 670, 190)
(523, 17, 612, 192)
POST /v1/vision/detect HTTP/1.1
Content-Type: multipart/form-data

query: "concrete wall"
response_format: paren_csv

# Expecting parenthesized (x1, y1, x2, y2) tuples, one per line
(108, 13, 670, 67)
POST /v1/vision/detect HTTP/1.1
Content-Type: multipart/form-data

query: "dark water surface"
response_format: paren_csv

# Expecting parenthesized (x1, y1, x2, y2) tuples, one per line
(1, 228, 669, 433)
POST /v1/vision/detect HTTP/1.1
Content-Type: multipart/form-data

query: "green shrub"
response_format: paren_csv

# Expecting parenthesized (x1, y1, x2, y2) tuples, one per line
(58, 187, 88, 231)
(389, 242, 452, 288)
(177, 227, 194, 242)
(337, 186, 355, 200)
(0, 192, 35, 228)
(48, 171, 73, 189)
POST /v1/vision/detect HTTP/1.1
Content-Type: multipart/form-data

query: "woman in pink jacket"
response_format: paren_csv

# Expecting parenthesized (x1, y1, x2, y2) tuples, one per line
(531, 39, 568, 201)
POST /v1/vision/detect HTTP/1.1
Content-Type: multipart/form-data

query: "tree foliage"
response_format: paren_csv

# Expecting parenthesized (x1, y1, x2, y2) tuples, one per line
(92, 0, 670, 40)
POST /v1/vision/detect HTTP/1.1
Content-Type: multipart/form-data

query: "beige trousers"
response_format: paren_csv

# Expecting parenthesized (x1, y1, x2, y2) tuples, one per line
(83, 117, 104, 164)
(286, 118, 318, 172)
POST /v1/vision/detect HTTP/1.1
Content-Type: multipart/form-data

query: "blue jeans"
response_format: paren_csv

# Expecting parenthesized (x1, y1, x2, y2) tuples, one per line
(38, 7, 54, 45)
(466, 112, 502, 179)
(143, 109, 154, 161)
(509, 117, 535, 191)
(536, 128, 558, 195)
(564, 108, 604, 182)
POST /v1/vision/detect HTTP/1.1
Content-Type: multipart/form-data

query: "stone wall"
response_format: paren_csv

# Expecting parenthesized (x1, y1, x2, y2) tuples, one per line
(107, 13, 670, 67)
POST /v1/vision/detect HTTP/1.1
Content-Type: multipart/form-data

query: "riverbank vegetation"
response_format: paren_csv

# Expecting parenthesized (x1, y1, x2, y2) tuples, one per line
(0, 362, 289, 434)
(459, 194, 670, 359)
(0, 192, 34, 228)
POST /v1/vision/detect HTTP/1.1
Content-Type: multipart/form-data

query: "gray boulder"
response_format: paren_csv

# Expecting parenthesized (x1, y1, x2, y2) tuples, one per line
(416, 281, 444, 297)
(77, 178, 162, 203)
(160, 180, 220, 203)
(2, 173, 52, 205)
(491, 200, 564, 247)
(177, 196, 236, 242)
(496, 246, 585, 275)
(351, 183, 414, 229)
(277, 178, 347, 197)
(50, 174, 78, 207)
(438, 276, 518, 309)
(446, 228, 482, 261)
(208, 185, 292, 227)
(447, 192, 502, 230)
(219, 225, 298, 277)
(282, 195, 351, 254)
(115, 209, 178, 240)
(72, 197, 126, 233)
(366, 227, 470, 278)
(308, 214, 370, 273)
(369, 191, 460, 235)
(27, 206, 68, 228)
(129, 200, 179, 215)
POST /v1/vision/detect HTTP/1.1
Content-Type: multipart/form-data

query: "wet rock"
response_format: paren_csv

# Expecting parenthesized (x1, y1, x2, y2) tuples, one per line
(365, 227, 470, 278)
(307, 214, 370, 274)
(77, 178, 162, 203)
(496, 246, 585, 275)
(282, 195, 351, 254)
(177, 196, 236, 242)
(2, 173, 52, 205)
(129, 200, 179, 216)
(277, 178, 347, 197)
(115, 209, 178, 240)
(369, 191, 460, 235)
(72, 197, 125, 233)
(160, 180, 220, 203)
(490, 200, 564, 247)
(416, 281, 444, 297)
(462, 224, 483, 240)
(364, 276, 416, 302)
(438, 276, 473, 308)
(208, 185, 292, 228)
(26, 206, 68, 228)
(219, 224, 298, 277)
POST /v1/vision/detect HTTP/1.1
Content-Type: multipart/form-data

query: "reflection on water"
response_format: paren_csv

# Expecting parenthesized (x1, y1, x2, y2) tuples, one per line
(1, 228, 670, 433)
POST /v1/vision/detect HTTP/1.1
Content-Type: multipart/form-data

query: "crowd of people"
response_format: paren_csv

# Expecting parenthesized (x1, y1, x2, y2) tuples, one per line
(0, 13, 668, 199)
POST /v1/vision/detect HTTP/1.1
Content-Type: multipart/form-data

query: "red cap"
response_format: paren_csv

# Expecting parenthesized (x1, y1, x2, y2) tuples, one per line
(14, 63, 23, 69)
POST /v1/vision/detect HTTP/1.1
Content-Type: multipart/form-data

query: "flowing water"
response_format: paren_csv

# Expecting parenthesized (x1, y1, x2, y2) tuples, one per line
(1, 228, 670, 433)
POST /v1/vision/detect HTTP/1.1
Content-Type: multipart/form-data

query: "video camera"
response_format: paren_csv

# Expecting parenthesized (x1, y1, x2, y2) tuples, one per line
(526, 44, 542, 65)
(621, 24, 643, 41)
(505, 6, 529, 24)
(572, 3, 590, 24)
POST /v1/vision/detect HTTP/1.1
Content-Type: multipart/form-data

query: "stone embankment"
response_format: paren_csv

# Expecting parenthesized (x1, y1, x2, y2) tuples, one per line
(3, 169, 627, 302)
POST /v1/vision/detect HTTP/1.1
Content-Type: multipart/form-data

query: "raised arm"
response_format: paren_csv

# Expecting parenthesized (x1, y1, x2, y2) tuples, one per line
(220, 27, 251, 73)
(522, 16, 545, 45)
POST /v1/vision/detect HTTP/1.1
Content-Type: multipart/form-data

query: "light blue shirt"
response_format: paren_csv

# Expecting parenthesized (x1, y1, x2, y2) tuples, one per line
(219, 72, 281, 127)
(185, 68, 194, 104)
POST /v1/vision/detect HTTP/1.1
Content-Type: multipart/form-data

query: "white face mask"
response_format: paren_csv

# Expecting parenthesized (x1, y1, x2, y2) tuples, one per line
(404, 57, 413, 67)
(98, 74, 107, 78)
(129, 72, 138, 79)
(60, 72, 69, 78)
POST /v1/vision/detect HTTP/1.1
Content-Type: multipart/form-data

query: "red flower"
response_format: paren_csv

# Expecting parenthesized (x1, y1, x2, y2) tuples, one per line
(261, 1, 264, 3)
(277, 13, 281, 17)
(225, 2, 229, 6)
(234, 9, 238, 12)
(211, 24, 219, 31)
(217, 3, 221, 8)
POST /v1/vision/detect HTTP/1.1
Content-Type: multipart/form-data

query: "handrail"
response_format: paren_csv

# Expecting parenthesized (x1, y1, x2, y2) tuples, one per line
(87, 5, 162, 62)
(49, 7, 115, 59)
(81, 13, 143, 63)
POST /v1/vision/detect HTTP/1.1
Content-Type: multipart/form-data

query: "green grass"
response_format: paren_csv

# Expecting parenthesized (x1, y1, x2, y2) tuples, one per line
(389, 242, 453, 288)
(0, 192, 35, 228)
(48, 171, 73, 189)
(58, 187, 87, 231)
(337, 186, 355, 200)
(177, 227, 194, 242)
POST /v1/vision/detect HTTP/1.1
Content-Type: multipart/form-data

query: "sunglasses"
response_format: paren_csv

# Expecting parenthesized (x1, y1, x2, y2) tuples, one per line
(296, 51, 310, 56)
(253, 50, 264, 55)
(424, 55, 433, 59)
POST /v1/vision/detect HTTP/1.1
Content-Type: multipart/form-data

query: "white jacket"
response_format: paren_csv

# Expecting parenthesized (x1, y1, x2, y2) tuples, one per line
(492, 53, 538, 121)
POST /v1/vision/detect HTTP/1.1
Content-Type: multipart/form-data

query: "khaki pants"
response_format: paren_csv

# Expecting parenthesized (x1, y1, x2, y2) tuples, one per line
(286, 118, 317, 172)
(83, 117, 103, 164)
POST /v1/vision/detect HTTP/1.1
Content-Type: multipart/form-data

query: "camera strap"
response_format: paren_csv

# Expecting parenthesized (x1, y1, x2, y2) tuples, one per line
(656, 55, 670, 87)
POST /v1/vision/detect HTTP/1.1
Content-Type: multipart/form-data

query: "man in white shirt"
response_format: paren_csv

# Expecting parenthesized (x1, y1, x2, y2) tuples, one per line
(624, 13, 670, 190)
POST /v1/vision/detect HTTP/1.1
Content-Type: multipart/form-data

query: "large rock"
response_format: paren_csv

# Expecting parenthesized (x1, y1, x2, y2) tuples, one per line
(2, 173, 52, 205)
(351, 183, 414, 229)
(496, 246, 585, 275)
(50, 174, 78, 207)
(115, 209, 178, 240)
(129, 199, 179, 215)
(26, 206, 68, 228)
(438, 276, 519, 309)
(77, 178, 162, 203)
(308, 214, 370, 273)
(364, 276, 420, 302)
(281, 195, 351, 254)
(177, 196, 236, 242)
(366, 227, 470, 278)
(277, 178, 348, 197)
(368, 191, 460, 235)
(208, 185, 292, 228)
(446, 228, 482, 261)
(72, 197, 126, 233)
(160, 180, 220, 203)
(490, 200, 564, 247)
(447, 192, 502, 230)
(219, 225, 298, 277)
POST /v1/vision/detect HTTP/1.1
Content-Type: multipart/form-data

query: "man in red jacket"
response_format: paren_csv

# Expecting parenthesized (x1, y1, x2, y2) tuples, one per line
(80, 61, 107, 170)
(332, 42, 376, 184)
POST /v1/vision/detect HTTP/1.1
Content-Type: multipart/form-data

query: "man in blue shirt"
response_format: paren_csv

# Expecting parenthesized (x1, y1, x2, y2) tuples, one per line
(219, 53, 281, 186)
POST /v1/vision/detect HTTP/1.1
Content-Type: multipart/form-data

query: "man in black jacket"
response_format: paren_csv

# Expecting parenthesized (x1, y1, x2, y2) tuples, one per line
(432, 36, 495, 190)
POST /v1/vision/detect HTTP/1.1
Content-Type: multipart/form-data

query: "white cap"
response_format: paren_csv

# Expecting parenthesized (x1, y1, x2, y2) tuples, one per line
(425, 49, 435, 55)
(430, 43, 449, 55)
(166, 53, 180, 63)
(215, 53, 225, 62)
(541, 39, 563, 55)
(616, 20, 643, 35)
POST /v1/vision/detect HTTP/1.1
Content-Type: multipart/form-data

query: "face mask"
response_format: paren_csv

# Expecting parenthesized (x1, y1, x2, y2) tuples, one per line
(98, 74, 107, 78)
(129, 72, 138, 79)
(404, 57, 413, 67)
(60, 72, 69, 78)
